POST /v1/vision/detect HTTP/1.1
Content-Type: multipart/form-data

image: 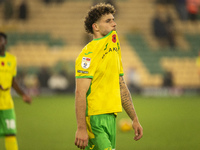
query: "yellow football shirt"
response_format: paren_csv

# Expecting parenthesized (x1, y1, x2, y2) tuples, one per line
(0, 52, 17, 110)
(76, 31, 124, 116)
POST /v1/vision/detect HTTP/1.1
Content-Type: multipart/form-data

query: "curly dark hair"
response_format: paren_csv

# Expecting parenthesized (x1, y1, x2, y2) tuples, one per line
(84, 3, 116, 34)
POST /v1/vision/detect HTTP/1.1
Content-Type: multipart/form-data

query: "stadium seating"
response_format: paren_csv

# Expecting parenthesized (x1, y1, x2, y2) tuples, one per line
(0, 0, 199, 88)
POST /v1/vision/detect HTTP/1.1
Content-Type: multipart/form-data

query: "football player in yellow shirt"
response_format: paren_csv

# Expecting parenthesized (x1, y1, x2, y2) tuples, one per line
(0, 32, 32, 150)
(75, 3, 143, 150)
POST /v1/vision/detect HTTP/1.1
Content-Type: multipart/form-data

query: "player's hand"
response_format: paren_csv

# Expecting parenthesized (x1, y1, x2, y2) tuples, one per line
(132, 120, 143, 141)
(75, 128, 88, 149)
(22, 94, 32, 104)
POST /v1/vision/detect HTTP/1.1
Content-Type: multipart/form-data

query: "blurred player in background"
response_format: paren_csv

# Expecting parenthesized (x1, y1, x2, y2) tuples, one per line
(74, 3, 143, 150)
(0, 32, 32, 150)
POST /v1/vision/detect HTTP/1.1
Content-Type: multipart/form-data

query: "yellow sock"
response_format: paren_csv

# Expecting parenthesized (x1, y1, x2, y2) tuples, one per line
(5, 136, 18, 150)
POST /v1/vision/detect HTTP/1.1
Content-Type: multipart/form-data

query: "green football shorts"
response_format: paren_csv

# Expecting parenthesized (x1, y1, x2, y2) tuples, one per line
(85, 113, 116, 150)
(0, 109, 17, 137)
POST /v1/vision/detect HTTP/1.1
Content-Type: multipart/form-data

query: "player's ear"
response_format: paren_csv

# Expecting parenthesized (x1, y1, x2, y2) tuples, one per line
(92, 23, 99, 32)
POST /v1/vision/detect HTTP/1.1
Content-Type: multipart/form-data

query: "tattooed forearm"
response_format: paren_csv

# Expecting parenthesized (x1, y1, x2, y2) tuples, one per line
(119, 76, 138, 121)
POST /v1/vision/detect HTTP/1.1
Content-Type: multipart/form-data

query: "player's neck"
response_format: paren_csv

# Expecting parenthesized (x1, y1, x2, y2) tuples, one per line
(93, 34, 103, 40)
(93, 31, 106, 40)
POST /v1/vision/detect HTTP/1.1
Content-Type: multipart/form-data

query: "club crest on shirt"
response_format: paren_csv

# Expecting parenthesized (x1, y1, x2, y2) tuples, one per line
(81, 57, 91, 69)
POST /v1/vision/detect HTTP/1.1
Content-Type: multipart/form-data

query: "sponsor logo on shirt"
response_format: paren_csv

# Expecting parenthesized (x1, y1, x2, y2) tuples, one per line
(102, 47, 119, 59)
(81, 57, 91, 69)
(77, 70, 88, 74)
(117, 42, 120, 50)
(104, 43, 108, 50)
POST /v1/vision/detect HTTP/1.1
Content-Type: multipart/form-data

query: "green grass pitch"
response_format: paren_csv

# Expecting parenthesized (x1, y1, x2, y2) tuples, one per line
(0, 94, 200, 150)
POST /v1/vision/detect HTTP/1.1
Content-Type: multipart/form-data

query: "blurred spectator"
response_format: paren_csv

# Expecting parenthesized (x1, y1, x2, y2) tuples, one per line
(162, 71, 174, 87)
(152, 5, 176, 48)
(126, 67, 141, 94)
(186, 0, 200, 22)
(47, 72, 69, 92)
(37, 67, 51, 89)
(174, 0, 188, 21)
(18, 0, 28, 21)
(3, 0, 14, 21)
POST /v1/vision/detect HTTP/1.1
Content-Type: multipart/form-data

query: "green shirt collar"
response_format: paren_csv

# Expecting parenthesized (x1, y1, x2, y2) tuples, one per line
(93, 30, 113, 41)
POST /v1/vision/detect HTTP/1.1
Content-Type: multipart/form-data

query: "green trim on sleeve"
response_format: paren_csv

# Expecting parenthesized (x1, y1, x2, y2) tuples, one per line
(119, 73, 124, 76)
(76, 76, 93, 79)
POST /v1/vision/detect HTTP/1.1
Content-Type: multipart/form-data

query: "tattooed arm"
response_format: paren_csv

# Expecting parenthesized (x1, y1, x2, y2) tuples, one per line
(119, 76, 143, 141)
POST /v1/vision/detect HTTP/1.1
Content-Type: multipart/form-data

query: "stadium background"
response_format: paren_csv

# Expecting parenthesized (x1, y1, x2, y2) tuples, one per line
(0, 0, 200, 149)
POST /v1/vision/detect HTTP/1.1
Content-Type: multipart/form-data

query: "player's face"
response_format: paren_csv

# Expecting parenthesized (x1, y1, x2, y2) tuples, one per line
(0, 36, 6, 53)
(96, 13, 116, 37)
